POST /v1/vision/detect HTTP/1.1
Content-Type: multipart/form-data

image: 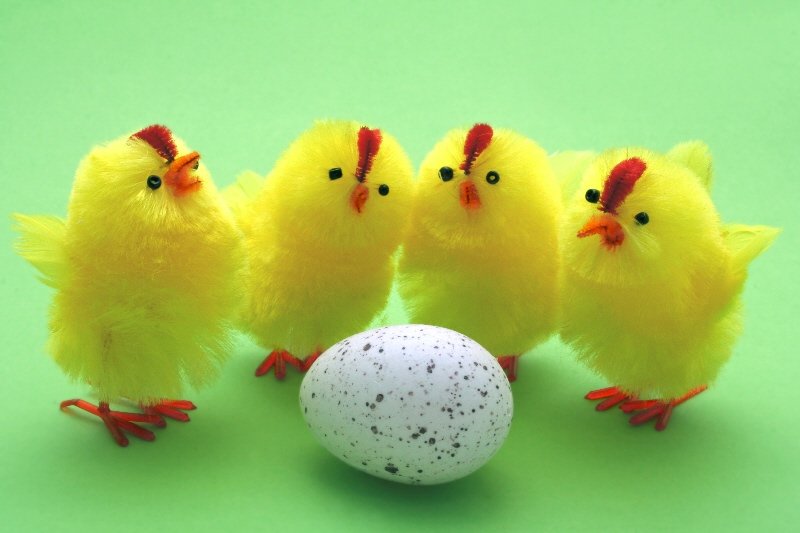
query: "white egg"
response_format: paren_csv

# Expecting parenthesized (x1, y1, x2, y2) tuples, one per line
(299, 324, 513, 485)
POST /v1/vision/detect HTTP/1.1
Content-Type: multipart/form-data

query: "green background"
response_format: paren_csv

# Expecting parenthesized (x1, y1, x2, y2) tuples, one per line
(1, 1, 798, 531)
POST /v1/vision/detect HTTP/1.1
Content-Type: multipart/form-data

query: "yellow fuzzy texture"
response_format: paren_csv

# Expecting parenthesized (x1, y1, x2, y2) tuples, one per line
(14, 131, 244, 405)
(559, 142, 780, 399)
(398, 127, 562, 356)
(229, 120, 413, 356)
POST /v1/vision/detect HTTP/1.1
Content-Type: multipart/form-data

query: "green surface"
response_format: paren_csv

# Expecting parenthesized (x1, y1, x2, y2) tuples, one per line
(1, 1, 798, 531)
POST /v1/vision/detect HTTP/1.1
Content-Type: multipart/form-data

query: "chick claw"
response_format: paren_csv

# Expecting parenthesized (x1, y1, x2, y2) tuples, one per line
(497, 355, 520, 382)
(302, 349, 323, 372)
(60, 399, 163, 447)
(622, 386, 708, 431)
(255, 350, 304, 380)
(142, 399, 197, 423)
(585, 386, 633, 410)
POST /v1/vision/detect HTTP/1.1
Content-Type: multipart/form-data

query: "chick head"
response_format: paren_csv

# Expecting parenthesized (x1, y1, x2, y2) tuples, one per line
(562, 147, 720, 287)
(266, 120, 413, 251)
(412, 123, 557, 250)
(68, 124, 222, 234)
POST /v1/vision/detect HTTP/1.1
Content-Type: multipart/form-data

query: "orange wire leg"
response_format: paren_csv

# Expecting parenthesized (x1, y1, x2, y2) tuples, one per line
(497, 355, 520, 382)
(585, 386, 635, 411)
(625, 386, 708, 431)
(143, 399, 197, 423)
(60, 399, 163, 447)
(255, 350, 304, 380)
(302, 349, 324, 372)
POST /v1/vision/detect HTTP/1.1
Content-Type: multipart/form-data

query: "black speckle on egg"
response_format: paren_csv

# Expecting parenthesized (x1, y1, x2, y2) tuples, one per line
(363, 343, 371, 351)
(428, 438, 436, 445)
(385, 464, 399, 474)
(376, 394, 384, 402)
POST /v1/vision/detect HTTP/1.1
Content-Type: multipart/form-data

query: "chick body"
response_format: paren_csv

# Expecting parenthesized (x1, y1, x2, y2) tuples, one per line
(560, 143, 778, 402)
(232, 121, 413, 362)
(399, 125, 561, 366)
(15, 126, 243, 406)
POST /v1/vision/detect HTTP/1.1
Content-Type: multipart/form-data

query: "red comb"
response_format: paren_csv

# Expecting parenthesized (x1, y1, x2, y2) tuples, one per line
(131, 124, 178, 162)
(355, 127, 382, 182)
(600, 157, 647, 214)
(459, 123, 493, 175)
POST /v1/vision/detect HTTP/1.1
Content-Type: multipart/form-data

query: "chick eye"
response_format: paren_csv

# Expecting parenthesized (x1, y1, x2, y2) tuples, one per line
(486, 171, 500, 185)
(585, 189, 600, 203)
(378, 184, 390, 196)
(147, 175, 162, 190)
(634, 212, 650, 225)
(329, 167, 343, 180)
(439, 166, 453, 182)
(192, 160, 199, 170)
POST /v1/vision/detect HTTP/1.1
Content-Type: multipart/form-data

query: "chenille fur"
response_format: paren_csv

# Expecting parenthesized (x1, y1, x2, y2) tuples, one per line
(14, 129, 244, 405)
(559, 142, 779, 399)
(398, 125, 562, 356)
(226, 120, 413, 356)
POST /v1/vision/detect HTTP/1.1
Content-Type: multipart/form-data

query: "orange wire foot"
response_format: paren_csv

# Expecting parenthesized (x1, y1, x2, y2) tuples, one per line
(60, 399, 163, 447)
(585, 385, 708, 430)
(585, 386, 634, 411)
(143, 399, 197, 423)
(497, 355, 520, 382)
(623, 386, 708, 431)
(302, 350, 323, 372)
(255, 350, 304, 380)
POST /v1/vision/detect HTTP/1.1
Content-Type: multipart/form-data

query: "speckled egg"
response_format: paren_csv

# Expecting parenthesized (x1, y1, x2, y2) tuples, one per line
(299, 324, 513, 485)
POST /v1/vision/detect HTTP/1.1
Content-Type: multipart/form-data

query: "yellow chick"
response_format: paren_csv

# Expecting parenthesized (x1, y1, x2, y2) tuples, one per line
(397, 123, 562, 381)
(560, 142, 779, 430)
(228, 120, 413, 379)
(14, 125, 243, 446)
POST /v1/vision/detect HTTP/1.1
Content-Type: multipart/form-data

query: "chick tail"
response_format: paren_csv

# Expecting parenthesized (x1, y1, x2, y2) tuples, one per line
(222, 170, 264, 227)
(12, 213, 68, 289)
(722, 224, 781, 274)
(549, 150, 597, 205)
(667, 141, 713, 190)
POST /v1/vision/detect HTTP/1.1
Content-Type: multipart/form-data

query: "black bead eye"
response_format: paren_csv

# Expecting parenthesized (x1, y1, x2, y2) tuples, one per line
(585, 188, 600, 203)
(378, 184, 390, 196)
(147, 175, 162, 190)
(486, 171, 500, 185)
(329, 167, 343, 180)
(192, 160, 199, 170)
(439, 166, 453, 182)
(634, 212, 650, 225)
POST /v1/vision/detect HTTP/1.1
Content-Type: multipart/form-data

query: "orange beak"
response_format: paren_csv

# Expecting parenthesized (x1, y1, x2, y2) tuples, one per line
(350, 182, 369, 214)
(459, 180, 481, 210)
(163, 152, 202, 196)
(577, 214, 625, 249)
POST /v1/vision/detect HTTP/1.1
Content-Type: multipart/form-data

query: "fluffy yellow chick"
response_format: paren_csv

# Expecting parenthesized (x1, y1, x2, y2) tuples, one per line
(228, 120, 413, 379)
(560, 142, 779, 430)
(397, 124, 562, 381)
(14, 125, 243, 446)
